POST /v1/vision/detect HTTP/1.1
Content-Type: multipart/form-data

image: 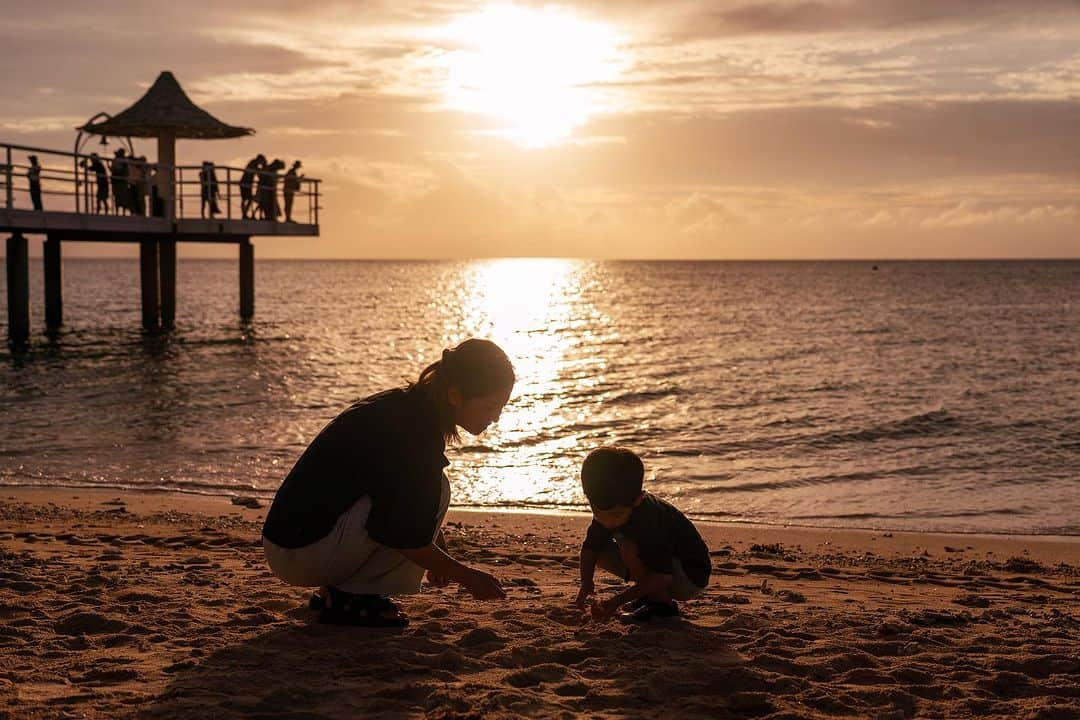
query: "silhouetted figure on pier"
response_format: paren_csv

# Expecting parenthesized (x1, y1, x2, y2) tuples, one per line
(130, 156, 148, 216)
(111, 149, 130, 215)
(200, 161, 221, 218)
(240, 154, 265, 219)
(283, 160, 303, 222)
(149, 165, 164, 217)
(27, 155, 42, 211)
(257, 158, 284, 221)
(86, 153, 109, 213)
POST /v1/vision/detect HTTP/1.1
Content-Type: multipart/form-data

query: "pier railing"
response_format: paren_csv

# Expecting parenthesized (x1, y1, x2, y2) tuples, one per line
(0, 142, 320, 226)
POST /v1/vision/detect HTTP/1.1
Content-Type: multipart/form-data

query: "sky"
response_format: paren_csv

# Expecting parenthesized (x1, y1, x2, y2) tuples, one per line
(3, 0, 1080, 259)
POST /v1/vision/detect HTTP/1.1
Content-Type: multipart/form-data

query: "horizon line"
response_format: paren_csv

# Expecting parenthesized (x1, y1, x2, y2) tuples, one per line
(4, 255, 1079, 263)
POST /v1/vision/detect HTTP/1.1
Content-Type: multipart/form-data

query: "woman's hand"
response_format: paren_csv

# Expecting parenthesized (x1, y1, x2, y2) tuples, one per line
(462, 568, 506, 600)
(397, 542, 504, 600)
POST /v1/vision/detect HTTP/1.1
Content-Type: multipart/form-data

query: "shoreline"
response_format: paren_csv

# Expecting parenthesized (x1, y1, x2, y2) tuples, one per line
(2, 483, 1076, 543)
(5, 485, 1076, 567)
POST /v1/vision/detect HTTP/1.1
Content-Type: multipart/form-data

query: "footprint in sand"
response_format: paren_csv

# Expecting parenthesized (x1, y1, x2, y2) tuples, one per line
(505, 663, 570, 687)
(458, 627, 503, 649)
(553, 680, 589, 697)
(437, 649, 464, 670)
(54, 612, 127, 636)
(72, 667, 140, 686)
(543, 606, 584, 627)
(953, 593, 991, 608)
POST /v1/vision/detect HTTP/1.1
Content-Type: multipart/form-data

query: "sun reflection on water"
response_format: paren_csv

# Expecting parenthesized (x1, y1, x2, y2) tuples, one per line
(451, 258, 607, 507)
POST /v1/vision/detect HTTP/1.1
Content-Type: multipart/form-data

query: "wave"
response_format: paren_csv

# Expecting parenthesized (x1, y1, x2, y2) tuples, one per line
(788, 508, 1027, 521)
(605, 387, 684, 406)
(691, 469, 885, 495)
(806, 408, 958, 448)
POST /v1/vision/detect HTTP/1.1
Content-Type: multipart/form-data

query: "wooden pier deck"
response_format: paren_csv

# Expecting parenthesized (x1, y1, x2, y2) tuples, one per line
(2, 140, 321, 343)
(0, 207, 318, 241)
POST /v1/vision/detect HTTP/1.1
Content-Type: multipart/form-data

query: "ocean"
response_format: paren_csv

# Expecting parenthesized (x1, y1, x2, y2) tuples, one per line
(1, 258, 1077, 535)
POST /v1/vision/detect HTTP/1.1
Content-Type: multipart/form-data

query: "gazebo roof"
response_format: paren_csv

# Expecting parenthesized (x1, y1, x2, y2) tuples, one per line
(80, 71, 253, 139)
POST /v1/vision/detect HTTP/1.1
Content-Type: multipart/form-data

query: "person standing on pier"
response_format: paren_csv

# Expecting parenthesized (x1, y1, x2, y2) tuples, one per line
(149, 164, 164, 217)
(257, 158, 285, 220)
(130, 157, 147, 216)
(283, 160, 303, 222)
(87, 153, 109, 213)
(200, 161, 221, 218)
(111, 149, 130, 215)
(27, 155, 42, 211)
(240, 154, 264, 219)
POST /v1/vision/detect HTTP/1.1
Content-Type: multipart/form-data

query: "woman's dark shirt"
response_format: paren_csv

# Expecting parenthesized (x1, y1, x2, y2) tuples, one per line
(262, 387, 448, 550)
(582, 493, 711, 588)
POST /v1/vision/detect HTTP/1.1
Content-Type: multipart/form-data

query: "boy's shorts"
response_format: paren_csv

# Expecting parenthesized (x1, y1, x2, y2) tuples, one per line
(596, 539, 706, 601)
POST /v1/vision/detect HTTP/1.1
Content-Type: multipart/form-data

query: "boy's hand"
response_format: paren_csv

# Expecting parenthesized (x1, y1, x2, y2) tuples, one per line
(590, 597, 618, 622)
(425, 569, 450, 588)
(574, 582, 595, 610)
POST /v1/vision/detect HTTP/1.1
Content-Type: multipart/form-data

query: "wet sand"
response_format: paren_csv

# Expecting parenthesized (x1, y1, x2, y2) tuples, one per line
(0, 488, 1077, 719)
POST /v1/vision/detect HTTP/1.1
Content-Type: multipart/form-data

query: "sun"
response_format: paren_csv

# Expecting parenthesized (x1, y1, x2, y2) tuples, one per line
(438, 4, 622, 147)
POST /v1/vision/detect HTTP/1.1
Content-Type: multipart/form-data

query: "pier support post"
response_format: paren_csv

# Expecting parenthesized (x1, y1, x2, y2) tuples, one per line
(5, 233, 30, 344)
(239, 238, 254, 321)
(159, 239, 176, 330)
(44, 235, 63, 330)
(139, 239, 160, 332)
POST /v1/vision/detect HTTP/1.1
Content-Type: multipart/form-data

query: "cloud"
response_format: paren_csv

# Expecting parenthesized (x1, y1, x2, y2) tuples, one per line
(565, 100, 1080, 188)
(996, 54, 1080, 99)
(679, 1, 1080, 37)
(1, 116, 85, 134)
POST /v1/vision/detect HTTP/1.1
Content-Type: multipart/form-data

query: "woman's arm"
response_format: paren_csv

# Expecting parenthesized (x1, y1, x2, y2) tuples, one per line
(397, 543, 505, 600)
(426, 530, 451, 587)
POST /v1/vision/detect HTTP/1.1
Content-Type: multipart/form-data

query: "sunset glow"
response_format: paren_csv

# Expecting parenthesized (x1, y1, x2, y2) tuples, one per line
(4, 1, 1080, 259)
(458, 259, 589, 503)
(438, 4, 622, 147)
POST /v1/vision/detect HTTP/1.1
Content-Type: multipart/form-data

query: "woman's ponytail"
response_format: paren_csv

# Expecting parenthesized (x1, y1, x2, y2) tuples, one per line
(409, 338, 515, 443)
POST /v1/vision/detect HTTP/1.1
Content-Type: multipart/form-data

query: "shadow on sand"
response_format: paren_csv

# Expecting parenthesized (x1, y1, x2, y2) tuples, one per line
(140, 605, 750, 719)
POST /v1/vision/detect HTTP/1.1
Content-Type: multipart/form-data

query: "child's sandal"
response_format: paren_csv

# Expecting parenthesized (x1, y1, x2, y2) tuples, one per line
(622, 600, 680, 623)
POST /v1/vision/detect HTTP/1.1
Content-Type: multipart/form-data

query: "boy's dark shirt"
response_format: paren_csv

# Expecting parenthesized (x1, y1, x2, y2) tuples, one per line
(262, 387, 448, 550)
(583, 492, 711, 588)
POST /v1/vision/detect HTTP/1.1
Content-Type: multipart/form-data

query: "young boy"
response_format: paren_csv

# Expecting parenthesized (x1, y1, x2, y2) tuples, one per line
(574, 447, 711, 622)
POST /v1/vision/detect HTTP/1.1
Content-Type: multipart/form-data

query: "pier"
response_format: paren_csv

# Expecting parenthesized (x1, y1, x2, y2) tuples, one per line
(1, 72, 320, 343)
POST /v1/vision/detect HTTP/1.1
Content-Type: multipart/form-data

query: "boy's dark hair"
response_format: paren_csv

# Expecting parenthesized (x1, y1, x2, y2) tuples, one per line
(581, 447, 644, 510)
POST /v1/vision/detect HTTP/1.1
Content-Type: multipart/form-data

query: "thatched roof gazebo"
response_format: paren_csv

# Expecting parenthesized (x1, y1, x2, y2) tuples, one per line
(80, 71, 253, 221)
(1, 70, 320, 342)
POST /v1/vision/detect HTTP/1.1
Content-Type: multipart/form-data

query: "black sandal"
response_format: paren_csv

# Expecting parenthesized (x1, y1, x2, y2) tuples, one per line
(622, 600, 680, 623)
(317, 587, 409, 628)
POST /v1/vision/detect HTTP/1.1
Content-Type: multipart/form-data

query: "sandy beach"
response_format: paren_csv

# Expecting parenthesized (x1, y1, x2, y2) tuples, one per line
(0, 488, 1077, 719)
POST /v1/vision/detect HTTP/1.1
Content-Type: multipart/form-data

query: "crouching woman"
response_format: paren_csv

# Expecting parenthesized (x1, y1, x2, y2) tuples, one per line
(262, 338, 514, 626)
